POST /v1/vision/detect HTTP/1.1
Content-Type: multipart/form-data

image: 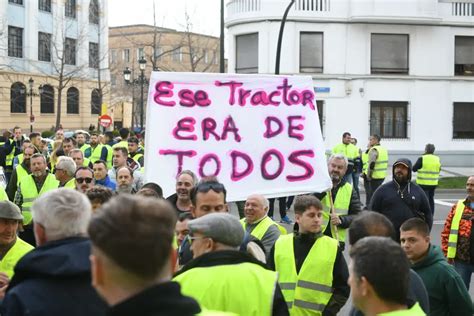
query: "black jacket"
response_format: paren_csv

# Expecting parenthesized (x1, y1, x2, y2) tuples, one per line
(108, 282, 201, 316)
(2, 237, 107, 316)
(267, 232, 350, 316)
(175, 250, 289, 316)
(370, 158, 433, 241)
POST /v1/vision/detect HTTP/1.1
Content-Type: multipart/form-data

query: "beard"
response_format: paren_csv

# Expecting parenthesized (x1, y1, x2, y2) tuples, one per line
(32, 170, 45, 177)
(330, 172, 342, 182)
(117, 183, 133, 194)
(394, 172, 408, 183)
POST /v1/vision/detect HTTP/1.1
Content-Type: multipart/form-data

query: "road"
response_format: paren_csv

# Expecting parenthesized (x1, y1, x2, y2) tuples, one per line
(229, 190, 473, 314)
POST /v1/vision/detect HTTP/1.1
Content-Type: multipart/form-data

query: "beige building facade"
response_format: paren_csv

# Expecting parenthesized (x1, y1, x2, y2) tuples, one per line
(0, 0, 109, 132)
(108, 24, 220, 128)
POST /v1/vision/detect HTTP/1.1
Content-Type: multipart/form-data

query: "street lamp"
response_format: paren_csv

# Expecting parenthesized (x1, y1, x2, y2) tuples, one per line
(275, 0, 295, 74)
(123, 57, 148, 131)
(27, 78, 42, 133)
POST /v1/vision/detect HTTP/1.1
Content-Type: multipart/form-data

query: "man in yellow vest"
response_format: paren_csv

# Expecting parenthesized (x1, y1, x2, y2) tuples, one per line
(0, 187, 7, 201)
(348, 236, 426, 316)
(15, 153, 59, 246)
(268, 195, 349, 315)
(88, 133, 108, 164)
(365, 134, 389, 206)
(112, 128, 130, 149)
(314, 154, 362, 249)
(413, 144, 441, 215)
(76, 131, 91, 158)
(332, 132, 359, 184)
(88, 195, 202, 314)
(441, 175, 474, 290)
(2, 130, 17, 184)
(0, 200, 34, 290)
(128, 137, 144, 168)
(6, 145, 34, 201)
(55, 157, 76, 188)
(241, 194, 285, 256)
(69, 149, 93, 169)
(174, 212, 288, 315)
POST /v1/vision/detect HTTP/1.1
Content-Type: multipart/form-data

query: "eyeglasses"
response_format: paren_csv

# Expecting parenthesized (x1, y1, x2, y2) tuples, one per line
(186, 235, 208, 245)
(54, 168, 63, 174)
(76, 177, 93, 184)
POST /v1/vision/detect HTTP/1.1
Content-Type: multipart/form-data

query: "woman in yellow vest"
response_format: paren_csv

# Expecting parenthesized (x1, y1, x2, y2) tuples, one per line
(268, 195, 349, 315)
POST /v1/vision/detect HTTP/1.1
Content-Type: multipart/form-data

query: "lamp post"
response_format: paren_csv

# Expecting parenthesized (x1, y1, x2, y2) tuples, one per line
(275, 0, 295, 74)
(27, 78, 42, 133)
(123, 57, 147, 131)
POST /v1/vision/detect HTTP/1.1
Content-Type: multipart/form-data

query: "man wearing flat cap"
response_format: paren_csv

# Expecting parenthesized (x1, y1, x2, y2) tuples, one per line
(174, 213, 289, 316)
(370, 158, 432, 242)
(0, 201, 34, 297)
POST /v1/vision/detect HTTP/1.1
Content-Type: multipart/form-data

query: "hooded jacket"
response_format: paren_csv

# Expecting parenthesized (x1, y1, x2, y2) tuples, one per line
(370, 158, 433, 241)
(2, 237, 107, 316)
(412, 244, 472, 316)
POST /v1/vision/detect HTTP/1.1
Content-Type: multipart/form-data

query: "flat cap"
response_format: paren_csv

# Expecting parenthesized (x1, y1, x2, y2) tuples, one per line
(0, 201, 23, 221)
(188, 213, 244, 247)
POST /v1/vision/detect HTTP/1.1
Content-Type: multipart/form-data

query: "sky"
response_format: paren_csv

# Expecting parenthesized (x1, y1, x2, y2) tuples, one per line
(108, 0, 222, 37)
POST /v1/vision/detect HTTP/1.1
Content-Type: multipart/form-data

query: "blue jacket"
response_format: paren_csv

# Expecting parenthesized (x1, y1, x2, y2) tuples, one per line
(96, 175, 116, 191)
(2, 237, 107, 316)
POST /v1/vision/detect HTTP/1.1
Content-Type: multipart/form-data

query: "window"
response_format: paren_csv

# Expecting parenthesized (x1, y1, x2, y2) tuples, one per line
(316, 100, 324, 131)
(154, 47, 162, 61)
(89, 0, 99, 24)
(10, 83, 26, 113)
(213, 50, 218, 65)
(110, 74, 117, 87)
(91, 89, 101, 115)
(110, 49, 117, 63)
(203, 49, 208, 63)
(89, 42, 99, 68)
(8, 26, 23, 58)
(65, 0, 76, 18)
(40, 85, 54, 114)
(123, 49, 130, 63)
(172, 47, 182, 62)
(137, 47, 145, 60)
(39, 0, 51, 12)
(67, 87, 79, 114)
(371, 34, 409, 74)
(300, 32, 323, 73)
(370, 101, 408, 138)
(38, 32, 51, 62)
(65, 37, 76, 65)
(453, 102, 474, 138)
(236, 33, 258, 73)
(455, 36, 474, 76)
(8, 0, 23, 4)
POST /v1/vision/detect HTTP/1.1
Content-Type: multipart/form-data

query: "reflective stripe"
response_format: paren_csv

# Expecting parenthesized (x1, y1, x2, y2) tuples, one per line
(280, 282, 296, 290)
(287, 302, 293, 309)
(23, 198, 35, 202)
(451, 229, 458, 234)
(417, 176, 439, 180)
(293, 299, 325, 312)
(375, 160, 388, 164)
(297, 280, 332, 293)
(418, 171, 439, 175)
(448, 242, 457, 248)
(373, 168, 386, 171)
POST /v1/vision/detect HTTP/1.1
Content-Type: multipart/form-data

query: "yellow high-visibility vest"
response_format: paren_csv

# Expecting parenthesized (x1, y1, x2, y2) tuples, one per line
(447, 200, 467, 259)
(274, 233, 338, 315)
(416, 154, 441, 186)
(321, 182, 352, 242)
(370, 145, 388, 179)
(19, 174, 59, 225)
(240, 216, 287, 239)
(0, 237, 34, 279)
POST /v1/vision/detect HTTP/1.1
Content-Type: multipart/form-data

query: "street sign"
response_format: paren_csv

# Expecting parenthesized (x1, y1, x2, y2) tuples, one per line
(99, 114, 112, 128)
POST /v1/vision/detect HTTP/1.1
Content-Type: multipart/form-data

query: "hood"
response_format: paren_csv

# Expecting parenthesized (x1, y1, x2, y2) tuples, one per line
(392, 158, 413, 181)
(9, 237, 92, 288)
(412, 244, 445, 270)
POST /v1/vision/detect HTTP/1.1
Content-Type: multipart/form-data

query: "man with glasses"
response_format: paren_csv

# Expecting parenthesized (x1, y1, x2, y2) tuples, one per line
(55, 157, 76, 189)
(75, 167, 95, 194)
(174, 213, 288, 316)
(179, 177, 228, 266)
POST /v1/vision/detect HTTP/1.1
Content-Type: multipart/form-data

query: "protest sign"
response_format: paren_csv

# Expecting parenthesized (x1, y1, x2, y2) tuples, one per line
(144, 72, 331, 201)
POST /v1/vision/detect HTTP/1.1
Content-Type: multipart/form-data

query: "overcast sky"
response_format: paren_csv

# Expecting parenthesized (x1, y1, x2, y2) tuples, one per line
(108, 0, 222, 37)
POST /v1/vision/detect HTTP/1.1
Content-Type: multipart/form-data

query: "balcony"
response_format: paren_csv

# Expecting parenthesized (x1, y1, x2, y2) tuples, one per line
(226, 0, 474, 26)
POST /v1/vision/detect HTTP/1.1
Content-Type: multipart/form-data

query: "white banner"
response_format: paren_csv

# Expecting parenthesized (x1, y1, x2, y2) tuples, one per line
(144, 72, 331, 202)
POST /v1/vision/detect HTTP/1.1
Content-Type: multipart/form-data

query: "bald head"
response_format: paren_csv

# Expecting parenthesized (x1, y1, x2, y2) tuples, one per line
(244, 194, 269, 224)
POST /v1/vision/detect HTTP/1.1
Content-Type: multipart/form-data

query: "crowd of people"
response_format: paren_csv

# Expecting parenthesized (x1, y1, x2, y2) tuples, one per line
(0, 126, 473, 315)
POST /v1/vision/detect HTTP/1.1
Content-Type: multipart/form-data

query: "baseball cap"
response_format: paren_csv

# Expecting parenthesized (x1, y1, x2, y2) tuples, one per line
(0, 201, 24, 221)
(188, 213, 244, 247)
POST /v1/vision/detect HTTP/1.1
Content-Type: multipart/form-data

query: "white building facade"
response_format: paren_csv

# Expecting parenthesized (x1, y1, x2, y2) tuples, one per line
(226, 0, 474, 166)
(0, 0, 109, 131)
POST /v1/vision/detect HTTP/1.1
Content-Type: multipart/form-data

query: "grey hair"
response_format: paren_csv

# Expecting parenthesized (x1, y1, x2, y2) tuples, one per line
(56, 156, 76, 177)
(177, 169, 198, 186)
(328, 153, 348, 167)
(261, 196, 269, 208)
(31, 188, 92, 241)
